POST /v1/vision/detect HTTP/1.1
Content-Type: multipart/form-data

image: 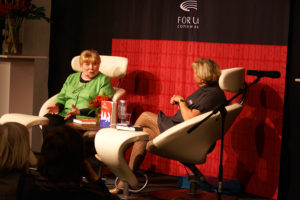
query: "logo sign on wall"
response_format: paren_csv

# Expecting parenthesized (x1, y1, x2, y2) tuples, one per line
(177, 0, 199, 29)
(180, 0, 197, 11)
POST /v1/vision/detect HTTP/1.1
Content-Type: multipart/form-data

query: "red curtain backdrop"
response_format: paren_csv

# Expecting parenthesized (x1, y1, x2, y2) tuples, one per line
(111, 39, 287, 199)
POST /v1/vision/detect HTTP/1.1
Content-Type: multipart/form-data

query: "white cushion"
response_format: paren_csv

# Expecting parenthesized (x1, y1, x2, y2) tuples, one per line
(71, 55, 128, 79)
(219, 67, 245, 93)
(146, 103, 243, 164)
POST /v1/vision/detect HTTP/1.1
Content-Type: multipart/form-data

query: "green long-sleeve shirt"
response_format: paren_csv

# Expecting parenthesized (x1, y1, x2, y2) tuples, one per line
(55, 72, 115, 118)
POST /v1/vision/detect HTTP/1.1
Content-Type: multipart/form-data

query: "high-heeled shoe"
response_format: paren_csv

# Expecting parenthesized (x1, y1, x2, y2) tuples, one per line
(109, 187, 121, 194)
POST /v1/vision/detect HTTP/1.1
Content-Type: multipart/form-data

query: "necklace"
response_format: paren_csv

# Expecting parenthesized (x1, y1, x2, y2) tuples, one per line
(72, 74, 91, 94)
(72, 84, 87, 94)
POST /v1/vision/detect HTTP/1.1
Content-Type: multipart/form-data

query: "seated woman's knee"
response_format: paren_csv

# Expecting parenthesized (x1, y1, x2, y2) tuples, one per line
(135, 112, 155, 126)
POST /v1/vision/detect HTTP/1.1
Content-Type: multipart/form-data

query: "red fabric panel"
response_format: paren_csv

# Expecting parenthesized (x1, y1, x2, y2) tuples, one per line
(111, 39, 287, 199)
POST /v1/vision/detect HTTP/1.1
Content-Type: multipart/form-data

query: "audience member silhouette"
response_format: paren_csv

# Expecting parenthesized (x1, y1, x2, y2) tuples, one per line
(0, 122, 37, 200)
(19, 125, 118, 200)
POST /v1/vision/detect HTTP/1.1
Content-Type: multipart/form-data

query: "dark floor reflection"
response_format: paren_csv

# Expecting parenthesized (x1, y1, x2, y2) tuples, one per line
(102, 171, 272, 200)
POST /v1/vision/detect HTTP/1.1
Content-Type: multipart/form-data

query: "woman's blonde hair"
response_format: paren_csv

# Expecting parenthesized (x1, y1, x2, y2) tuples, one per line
(0, 122, 30, 173)
(79, 49, 101, 66)
(192, 58, 221, 85)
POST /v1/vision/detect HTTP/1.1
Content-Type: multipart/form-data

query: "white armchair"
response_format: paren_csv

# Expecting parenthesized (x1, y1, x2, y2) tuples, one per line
(94, 67, 245, 198)
(0, 55, 128, 142)
(147, 67, 245, 164)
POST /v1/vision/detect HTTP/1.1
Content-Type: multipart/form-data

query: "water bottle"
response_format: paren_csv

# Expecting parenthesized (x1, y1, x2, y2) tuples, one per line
(118, 100, 127, 124)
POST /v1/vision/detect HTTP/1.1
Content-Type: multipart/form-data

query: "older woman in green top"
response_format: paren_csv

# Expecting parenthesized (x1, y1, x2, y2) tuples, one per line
(42, 49, 115, 137)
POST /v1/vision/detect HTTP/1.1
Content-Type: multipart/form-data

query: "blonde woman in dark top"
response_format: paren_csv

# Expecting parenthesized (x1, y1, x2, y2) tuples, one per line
(110, 58, 226, 194)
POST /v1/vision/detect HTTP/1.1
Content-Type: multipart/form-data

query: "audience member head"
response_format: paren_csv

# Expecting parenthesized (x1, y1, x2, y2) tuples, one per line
(38, 125, 84, 183)
(0, 122, 30, 173)
(192, 58, 221, 85)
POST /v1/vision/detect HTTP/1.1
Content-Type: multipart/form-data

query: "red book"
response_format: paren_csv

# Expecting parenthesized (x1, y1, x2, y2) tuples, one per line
(73, 118, 96, 124)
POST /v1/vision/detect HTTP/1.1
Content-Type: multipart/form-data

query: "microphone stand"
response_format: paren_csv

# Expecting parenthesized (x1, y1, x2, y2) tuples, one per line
(187, 76, 262, 199)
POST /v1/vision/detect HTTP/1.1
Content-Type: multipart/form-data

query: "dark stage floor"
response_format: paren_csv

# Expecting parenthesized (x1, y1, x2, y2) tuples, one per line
(102, 172, 273, 200)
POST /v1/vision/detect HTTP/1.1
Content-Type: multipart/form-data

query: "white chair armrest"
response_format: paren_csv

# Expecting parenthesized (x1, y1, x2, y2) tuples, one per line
(112, 87, 126, 102)
(0, 113, 49, 128)
(94, 128, 149, 187)
(39, 94, 59, 117)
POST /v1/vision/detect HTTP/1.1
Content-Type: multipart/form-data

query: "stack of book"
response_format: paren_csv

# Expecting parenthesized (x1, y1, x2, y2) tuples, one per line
(73, 118, 96, 124)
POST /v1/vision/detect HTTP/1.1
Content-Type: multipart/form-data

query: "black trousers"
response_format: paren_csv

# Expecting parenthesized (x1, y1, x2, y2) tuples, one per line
(42, 113, 75, 139)
(42, 114, 96, 158)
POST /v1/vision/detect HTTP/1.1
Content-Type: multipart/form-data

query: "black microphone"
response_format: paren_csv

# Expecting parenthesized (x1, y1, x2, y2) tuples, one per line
(247, 70, 281, 78)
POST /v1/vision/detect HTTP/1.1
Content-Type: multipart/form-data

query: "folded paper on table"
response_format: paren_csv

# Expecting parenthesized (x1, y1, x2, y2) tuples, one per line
(116, 124, 143, 131)
(100, 101, 116, 128)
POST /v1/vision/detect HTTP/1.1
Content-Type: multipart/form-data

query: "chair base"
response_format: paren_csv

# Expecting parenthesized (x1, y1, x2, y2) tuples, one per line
(118, 182, 139, 200)
(118, 194, 137, 200)
(115, 173, 149, 193)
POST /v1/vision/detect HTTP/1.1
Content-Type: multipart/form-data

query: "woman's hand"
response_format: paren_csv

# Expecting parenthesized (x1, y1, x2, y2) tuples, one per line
(47, 103, 59, 114)
(64, 104, 80, 120)
(170, 95, 184, 105)
(170, 95, 201, 121)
